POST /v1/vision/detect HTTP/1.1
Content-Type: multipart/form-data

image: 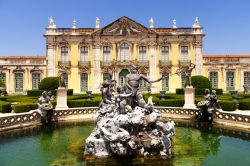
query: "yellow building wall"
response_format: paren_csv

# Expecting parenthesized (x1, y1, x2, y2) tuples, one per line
(69, 43, 80, 92)
(169, 43, 181, 92)
(89, 45, 94, 92)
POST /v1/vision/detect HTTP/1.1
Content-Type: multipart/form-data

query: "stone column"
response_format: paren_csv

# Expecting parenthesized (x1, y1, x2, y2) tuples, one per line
(194, 41, 203, 75)
(183, 86, 196, 109)
(93, 45, 101, 93)
(149, 43, 158, 93)
(55, 87, 68, 110)
(47, 43, 56, 77)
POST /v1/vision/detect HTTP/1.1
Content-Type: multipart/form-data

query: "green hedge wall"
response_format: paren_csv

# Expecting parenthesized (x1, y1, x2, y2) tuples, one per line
(27, 89, 73, 96)
(38, 77, 59, 90)
(158, 99, 184, 107)
(219, 101, 236, 111)
(67, 99, 101, 108)
(239, 99, 250, 110)
(0, 101, 12, 113)
(14, 103, 38, 113)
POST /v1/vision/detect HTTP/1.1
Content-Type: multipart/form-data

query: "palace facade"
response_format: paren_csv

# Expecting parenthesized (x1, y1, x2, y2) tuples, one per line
(1, 16, 250, 94)
(44, 16, 204, 93)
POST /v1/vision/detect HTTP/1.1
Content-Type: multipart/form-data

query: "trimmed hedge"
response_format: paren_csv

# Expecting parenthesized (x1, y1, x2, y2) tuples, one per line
(27, 89, 73, 96)
(191, 75, 212, 89)
(176, 88, 184, 94)
(38, 77, 59, 90)
(0, 101, 12, 113)
(67, 99, 102, 108)
(212, 89, 223, 95)
(158, 99, 184, 107)
(14, 103, 38, 113)
(239, 99, 250, 110)
(219, 101, 236, 111)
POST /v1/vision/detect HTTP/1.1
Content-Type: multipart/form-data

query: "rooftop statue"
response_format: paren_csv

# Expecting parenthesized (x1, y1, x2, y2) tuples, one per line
(84, 65, 175, 159)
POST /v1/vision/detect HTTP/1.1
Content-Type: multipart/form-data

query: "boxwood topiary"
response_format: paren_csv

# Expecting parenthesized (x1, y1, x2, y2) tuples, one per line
(176, 88, 184, 94)
(38, 77, 59, 90)
(238, 99, 250, 110)
(14, 103, 38, 113)
(67, 99, 101, 108)
(0, 101, 12, 113)
(158, 99, 184, 107)
(219, 101, 236, 111)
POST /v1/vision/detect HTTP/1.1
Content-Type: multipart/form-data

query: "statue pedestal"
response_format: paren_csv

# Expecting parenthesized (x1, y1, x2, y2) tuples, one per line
(55, 87, 68, 110)
(183, 86, 196, 109)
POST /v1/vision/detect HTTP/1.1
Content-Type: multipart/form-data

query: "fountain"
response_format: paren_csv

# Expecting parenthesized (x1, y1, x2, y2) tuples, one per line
(84, 65, 175, 158)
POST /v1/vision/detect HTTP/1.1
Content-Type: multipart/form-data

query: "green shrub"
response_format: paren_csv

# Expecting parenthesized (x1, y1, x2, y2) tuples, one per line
(67, 99, 102, 108)
(27, 90, 43, 96)
(158, 99, 184, 107)
(176, 88, 184, 94)
(0, 101, 12, 113)
(191, 75, 212, 89)
(67, 89, 74, 95)
(38, 77, 59, 90)
(239, 99, 250, 110)
(14, 103, 38, 113)
(219, 101, 235, 111)
(212, 89, 223, 95)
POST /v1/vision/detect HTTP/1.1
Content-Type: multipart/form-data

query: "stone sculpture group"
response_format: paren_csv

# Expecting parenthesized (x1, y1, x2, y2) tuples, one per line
(84, 65, 175, 158)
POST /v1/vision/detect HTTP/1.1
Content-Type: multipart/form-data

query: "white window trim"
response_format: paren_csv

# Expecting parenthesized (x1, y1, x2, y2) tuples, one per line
(179, 45, 189, 61)
(160, 45, 170, 61)
(117, 42, 132, 61)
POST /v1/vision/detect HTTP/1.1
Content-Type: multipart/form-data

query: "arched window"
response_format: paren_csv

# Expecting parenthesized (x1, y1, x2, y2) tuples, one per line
(103, 46, 111, 62)
(139, 46, 147, 61)
(139, 73, 147, 91)
(61, 46, 69, 62)
(209, 72, 218, 88)
(120, 43, 130, 61)
(80, 73, 88, 92)
(244, 72, 250, 86)
(161, 46, 169, 61)
(80, 46, 88, 62)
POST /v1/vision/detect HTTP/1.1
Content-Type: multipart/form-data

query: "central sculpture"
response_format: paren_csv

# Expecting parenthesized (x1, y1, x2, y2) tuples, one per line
(84, 65, 175, 158)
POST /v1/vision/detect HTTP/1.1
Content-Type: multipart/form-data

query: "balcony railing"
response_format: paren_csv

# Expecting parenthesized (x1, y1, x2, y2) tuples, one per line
(135, 60, 149, 67)
(159, 60, 172, 68)
(78, 61, 91, 68)
(178, 60, 191, 67)
(58, 61, 71, 68)
(100, 60, 113, 68)
(116, 60, 132, 66)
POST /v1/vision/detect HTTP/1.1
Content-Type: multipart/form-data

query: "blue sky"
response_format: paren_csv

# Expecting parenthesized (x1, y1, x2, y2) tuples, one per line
(0, 0, 250, 55)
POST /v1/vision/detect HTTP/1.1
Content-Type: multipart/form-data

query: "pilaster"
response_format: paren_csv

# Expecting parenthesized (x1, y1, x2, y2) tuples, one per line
(93, 45, 101, 93)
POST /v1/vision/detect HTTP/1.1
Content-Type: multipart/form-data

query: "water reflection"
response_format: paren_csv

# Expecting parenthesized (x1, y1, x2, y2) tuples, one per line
(0, 121, 250, 166)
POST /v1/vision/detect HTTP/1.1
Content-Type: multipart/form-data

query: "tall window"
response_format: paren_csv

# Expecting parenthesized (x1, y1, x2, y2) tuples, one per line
(209, 72, 218, 88)
(63, 73, 68, 88)
(180, 46, 188, 61)
(139, 73, 147, 91)
(80, 73, 88, 92)
(15, 73, 23, 92)
(103, 73, 111, 82)
(139, 46, 147, 61)
(162, 73, 169, 91)
(120, 43, 130, 61)
(80, 46, 88, 62)
(181, 73, 186, 88)
(0, 73, 6, 85)
(226, 71, 234, 90)
(32, 73, 41, 90)
(103, 46, 111, 62)
(244, 72, 250, 86)
(61, 46, 69, 62)
(161, 46, 169, 61)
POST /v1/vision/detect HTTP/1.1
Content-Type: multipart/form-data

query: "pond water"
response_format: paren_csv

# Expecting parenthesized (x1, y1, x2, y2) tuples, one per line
(0, 121, 250, 166)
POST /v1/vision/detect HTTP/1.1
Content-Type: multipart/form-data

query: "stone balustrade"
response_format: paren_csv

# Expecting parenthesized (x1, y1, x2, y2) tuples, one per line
(1, 107, 250, 132)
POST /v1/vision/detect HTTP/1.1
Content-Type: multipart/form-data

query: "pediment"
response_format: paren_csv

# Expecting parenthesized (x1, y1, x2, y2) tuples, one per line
(93, 16, 155, 36)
